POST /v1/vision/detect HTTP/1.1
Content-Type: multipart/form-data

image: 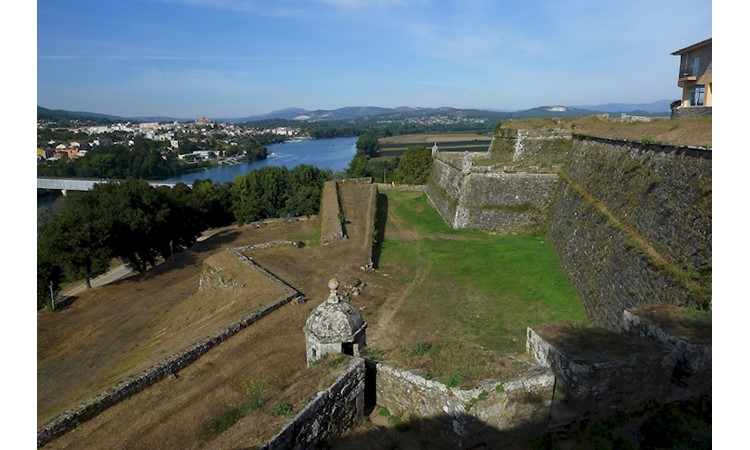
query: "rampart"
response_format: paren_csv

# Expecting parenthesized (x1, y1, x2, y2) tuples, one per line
(374, 362, 554, 447)
(320, 181, 347, 245)
(428, 132, 711, 330)
(549, 135, 711, 329)
(262, 358, 366, 449)
(426, 155, 559, 233)
(491, 127, 573, 165)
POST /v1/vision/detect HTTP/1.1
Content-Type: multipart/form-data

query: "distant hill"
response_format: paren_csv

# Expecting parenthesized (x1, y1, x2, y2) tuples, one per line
(572, 100, 673, 114)
(38, 100, 671, 127)
(37, 106, 125, 125)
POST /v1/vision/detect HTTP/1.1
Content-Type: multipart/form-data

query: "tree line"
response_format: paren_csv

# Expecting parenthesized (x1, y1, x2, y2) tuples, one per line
(37, 165, 330, 309)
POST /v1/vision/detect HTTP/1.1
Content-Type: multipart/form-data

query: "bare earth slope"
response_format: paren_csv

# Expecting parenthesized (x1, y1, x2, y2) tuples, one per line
(38, 182, 390, 448)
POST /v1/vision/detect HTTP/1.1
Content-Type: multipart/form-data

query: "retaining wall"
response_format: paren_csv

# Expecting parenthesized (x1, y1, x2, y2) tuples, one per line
(374, 362, 554, 447)
(262, 358, 366, 449)
(426, 155, 558, 233)
(527, 305, 711, 420)
(549, 136, 711, 328)
(320, 181, 346, 245)
(671, 106, 712, 119)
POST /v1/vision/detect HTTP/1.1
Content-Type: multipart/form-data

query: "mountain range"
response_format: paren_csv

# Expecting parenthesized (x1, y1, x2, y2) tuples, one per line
(37, 100, 672, 125)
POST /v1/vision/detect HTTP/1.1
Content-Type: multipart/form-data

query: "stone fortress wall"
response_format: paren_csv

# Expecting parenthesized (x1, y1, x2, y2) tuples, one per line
(426, 155, 559, 233)
(549, 135, 711, 329)
(262, 358, 366, 450)
(427, 130, 711, 329)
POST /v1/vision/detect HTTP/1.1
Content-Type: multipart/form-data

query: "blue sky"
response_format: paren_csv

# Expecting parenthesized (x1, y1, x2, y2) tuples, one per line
(36, 0, 712, 118)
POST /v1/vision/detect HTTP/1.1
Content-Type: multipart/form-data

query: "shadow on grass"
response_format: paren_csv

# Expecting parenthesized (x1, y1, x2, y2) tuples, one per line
(371, 193, 388, 269)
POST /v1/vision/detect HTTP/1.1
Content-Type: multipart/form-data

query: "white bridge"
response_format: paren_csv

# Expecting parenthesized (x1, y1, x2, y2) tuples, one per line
(37, 177, 185, 194)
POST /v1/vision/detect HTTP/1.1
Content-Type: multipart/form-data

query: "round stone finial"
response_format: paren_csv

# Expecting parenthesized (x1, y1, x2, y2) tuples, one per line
(328, 278, 339, 291)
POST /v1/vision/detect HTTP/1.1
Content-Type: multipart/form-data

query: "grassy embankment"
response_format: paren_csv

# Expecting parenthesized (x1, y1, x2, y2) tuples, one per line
(373, 190, 587, 386)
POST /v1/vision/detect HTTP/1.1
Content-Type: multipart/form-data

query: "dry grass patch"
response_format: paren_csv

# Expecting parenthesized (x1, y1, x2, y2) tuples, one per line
(498, 115, 711, 149)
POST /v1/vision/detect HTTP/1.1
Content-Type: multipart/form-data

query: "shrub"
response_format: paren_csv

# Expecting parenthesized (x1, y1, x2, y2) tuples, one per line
(270, 402, 293, 417)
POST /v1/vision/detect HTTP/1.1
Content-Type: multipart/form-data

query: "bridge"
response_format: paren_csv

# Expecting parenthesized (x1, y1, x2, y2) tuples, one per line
(37, 177, 185, 194)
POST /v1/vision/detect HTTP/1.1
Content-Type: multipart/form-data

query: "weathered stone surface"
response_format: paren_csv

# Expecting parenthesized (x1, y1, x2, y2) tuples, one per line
(526, 324, 688, 420)
(304, 280, 367, 366)
(623, 305, 711, 391)
(374, 361, 554, 442)
(426, 155, 559, 233)
(549, 136, 711, 328)
(262, 358, 366, 450)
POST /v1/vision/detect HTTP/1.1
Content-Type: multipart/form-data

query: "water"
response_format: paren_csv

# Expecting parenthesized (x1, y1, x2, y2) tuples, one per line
(163, 136, 357, 184)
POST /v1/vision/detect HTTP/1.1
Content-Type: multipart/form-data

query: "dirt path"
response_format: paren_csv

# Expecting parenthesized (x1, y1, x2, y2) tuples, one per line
(369, 265, 426, 350)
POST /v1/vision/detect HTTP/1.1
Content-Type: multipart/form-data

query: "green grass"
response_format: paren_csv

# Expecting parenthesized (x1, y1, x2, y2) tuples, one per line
(380, 191, 587, 358)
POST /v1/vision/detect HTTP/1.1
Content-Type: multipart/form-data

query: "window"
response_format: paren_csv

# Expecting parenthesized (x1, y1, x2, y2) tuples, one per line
(691, 56, 701, 76)
(689, 85, 705, 106)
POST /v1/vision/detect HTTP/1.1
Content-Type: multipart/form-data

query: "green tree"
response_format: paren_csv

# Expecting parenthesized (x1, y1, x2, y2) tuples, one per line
(285, 165, 331, 216)
(38, 192, 113, 289)
(189, 179, 235, 228)
(393, 145, 433, 184)
(37, 210, 65, 309)
(346, 153, 369, 178)
(94, 179, 202, 272)
(356, 133, 381, 158)
(232, 166, 291, 224)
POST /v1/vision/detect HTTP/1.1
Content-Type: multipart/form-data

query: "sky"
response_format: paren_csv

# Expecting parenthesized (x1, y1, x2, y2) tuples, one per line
(35, 0, 713, 118)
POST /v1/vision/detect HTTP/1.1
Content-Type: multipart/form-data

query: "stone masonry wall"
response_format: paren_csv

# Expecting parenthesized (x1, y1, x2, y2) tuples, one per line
(454, 172, 559, 231)
(671, 106, 712, 119)
(491, 127, 572, 165)
(374, 362, 554, 447)
(425, 157, 463, 226)
(262, 358, 365, 450)
(426, 154, 558, 233)
(526, 326, 674, 414)
(320, 181, 346, 245)
(549, 136, 711, 329)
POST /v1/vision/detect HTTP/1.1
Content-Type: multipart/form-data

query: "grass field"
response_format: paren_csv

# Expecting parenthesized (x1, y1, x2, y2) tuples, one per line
(373, 190, 587, 386)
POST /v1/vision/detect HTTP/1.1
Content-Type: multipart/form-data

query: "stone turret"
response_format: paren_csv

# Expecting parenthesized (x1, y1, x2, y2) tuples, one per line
(304, 278, 367, 366)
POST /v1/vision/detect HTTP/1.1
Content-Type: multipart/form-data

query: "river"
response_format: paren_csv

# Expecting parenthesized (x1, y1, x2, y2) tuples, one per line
(38, 137, 357, 210)
(162, 136, 357, 184)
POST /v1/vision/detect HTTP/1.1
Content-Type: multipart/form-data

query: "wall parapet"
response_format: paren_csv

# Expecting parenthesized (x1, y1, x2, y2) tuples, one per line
(262, 357, 366, 449)
(374, 361, 554, 446)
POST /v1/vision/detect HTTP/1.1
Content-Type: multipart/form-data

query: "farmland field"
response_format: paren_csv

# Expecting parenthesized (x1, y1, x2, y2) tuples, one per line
(378, 133, 493, 157)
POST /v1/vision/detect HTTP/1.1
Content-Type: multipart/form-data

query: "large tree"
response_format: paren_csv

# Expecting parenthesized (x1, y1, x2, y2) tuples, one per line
(93, 179, 202, 272)
(285, 165, 331, 217)
(37, 192, 113, 290)
(355, 132, 381, 158)
(393, 145, 433, 184)
(232, 166, 290, 224)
